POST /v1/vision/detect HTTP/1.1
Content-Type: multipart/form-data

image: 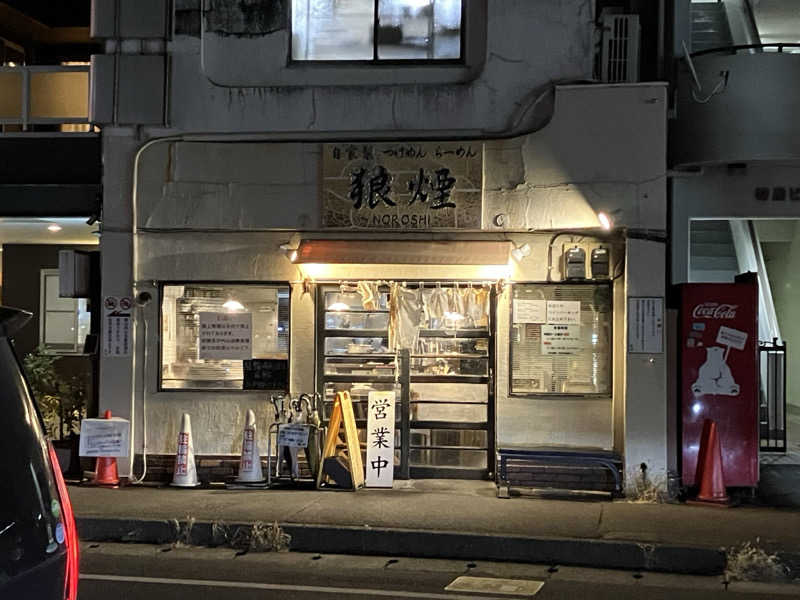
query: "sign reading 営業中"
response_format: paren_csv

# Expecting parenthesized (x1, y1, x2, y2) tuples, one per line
(103, 296, 132, 357)
(366, 391, 396, 487)
(198, 312, 252, 360)
(322, 142, 483, 229)
(628, 297, 664, 354)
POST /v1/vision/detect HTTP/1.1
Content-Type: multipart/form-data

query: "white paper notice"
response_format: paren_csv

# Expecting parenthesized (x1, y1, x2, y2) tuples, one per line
(79, 417, 130, 457)
(716, 326, 748, 351)
(541, 324, 583, 355)
(513, 299, 546, 323)
(546, 300, 581, 325)
(628, 297, 664, 354)
(103, 296, 132, 357)
(366, 391, 396, 488)
(277, 424, 311, 448)
(198, 312, 252, 360)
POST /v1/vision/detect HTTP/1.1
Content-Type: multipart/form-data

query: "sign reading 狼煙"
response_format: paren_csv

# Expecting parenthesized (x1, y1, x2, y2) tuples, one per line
(322, 142, 483, 229)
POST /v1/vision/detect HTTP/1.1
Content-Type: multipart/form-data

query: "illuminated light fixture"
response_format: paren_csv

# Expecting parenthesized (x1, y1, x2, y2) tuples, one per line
(444, 311, 465, 321)
(47, 223, 62, 232)
(597, 212, 613, 231)
(511, 243, 532, 262)
(223, 299, 245, 311)
(280, 243, 298, 262)
(328, 302, 349, 311)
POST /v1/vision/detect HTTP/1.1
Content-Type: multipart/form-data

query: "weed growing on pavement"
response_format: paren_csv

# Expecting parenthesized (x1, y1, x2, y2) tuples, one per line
(172, 515, 196, 547)
(725, 539, 788, 582)
(625, 476, 666, 503)
(229, 521, 291, 553)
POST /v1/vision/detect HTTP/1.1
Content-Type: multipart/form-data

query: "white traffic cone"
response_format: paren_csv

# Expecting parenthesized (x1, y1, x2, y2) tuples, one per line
(234, 409, 266, 486)
(170, 413, 200, 488)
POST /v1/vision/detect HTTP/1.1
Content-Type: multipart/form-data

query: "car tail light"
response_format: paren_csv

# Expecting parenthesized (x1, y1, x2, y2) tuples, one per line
(48, 443, 79, 600)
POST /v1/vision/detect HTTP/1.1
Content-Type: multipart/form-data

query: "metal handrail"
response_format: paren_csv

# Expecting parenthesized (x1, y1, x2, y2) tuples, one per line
(691, 43, 800, 58)
(0, 65, 90, 130)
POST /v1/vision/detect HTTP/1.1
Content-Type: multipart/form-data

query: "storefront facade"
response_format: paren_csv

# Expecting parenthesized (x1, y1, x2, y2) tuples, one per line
(101, 83, 669, 494)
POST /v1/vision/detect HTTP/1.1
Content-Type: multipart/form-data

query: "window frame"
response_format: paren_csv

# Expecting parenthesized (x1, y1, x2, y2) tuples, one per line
(38, 269, 89, 355)
(507, 280, 614, 399)
(157, 281, 292, 393)
(288, 0, 467, 65)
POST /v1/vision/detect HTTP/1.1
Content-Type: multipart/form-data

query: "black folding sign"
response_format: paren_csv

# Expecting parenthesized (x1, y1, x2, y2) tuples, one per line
(243, 359, 288, 391)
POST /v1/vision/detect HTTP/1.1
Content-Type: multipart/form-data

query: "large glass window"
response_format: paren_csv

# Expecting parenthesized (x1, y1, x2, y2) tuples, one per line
(510, 284, 612, 396)
(161, 284, 290, 390)
(39, 269, 90, 354)
(291, 0, 462, 61)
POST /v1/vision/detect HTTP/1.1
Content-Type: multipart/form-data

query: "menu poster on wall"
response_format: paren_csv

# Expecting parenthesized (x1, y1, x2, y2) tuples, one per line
(628, 297, 664, 354)
(513, 299, 546, 323)
(198, 312, 252, 360)
(103, 296, 132, 357)
(366, 391, 396, 488)
(546, 300, 581, 325)
(541, 324, 583, 355)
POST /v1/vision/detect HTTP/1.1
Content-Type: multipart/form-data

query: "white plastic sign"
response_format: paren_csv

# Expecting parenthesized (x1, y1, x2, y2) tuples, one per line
(79, 417, 130, 457)
(277, 424, 310, 448)
(546, 300, 581, 325)
(628, 297, 664, 354)
(198, 312, 252, 359)
(103, 296, 132, 357)
(716, 326, 748, 350)
(513, 299, 546, 323)
(366, 391, 396, 488)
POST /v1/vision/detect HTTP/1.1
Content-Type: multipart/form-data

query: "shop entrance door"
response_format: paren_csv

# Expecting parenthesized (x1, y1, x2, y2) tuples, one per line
(317, 283, 495, 479)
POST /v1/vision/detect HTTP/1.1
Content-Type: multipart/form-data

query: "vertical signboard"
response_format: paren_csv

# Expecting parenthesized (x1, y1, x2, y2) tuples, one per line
(366, 390, 396, 487)
(103, 296, 132, 357)
(322, 142, 483, 229)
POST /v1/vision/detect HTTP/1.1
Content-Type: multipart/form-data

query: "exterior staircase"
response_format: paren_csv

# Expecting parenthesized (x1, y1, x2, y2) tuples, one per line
(691, 1, 733, 53)
(689, 220, 738, 282)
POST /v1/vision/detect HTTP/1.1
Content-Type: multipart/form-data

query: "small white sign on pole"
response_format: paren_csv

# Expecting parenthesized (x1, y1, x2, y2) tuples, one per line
(79, 417, 130, 457)
(716, 325, 748, 351)
(628, 297, 664, 354)
(198, 312, 252, 360)
(103, 296, 132, 357)
(366, 391, 396, 488)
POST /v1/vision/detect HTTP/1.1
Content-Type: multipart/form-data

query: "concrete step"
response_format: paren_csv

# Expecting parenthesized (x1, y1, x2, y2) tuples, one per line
(690, 229, 733, 244)
(690, 242, 737, 257)
(691, 255, 738, 271)
(689, 269, 738, 283)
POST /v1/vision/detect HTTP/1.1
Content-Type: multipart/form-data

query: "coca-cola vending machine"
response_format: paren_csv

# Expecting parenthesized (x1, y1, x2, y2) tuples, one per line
(680, 280, 759, 488)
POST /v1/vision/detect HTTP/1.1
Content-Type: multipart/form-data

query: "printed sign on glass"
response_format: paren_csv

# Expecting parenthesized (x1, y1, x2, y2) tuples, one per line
(322, 142, 482, 229)
(541, 324, 583, 355)
(546, 300, 581, 325)
(513, 299, 546, 324)
(198, 312, 252, 360)
(366, 391, 396, 487)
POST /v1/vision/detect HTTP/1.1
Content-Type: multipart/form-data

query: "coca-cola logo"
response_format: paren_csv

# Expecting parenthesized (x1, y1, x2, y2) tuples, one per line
(692, 303, 738, 319)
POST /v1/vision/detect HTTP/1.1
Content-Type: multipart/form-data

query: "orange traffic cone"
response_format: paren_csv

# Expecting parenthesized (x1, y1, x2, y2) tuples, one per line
(691, 419, 730, 506)
(92, 410, 120, 487)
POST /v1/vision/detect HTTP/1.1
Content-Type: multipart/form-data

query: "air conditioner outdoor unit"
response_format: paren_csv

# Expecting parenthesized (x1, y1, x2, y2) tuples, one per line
(601, 14, 640, 83)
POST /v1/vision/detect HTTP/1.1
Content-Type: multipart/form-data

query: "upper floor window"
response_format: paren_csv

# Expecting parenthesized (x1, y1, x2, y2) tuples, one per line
(291, 0, 462, 61)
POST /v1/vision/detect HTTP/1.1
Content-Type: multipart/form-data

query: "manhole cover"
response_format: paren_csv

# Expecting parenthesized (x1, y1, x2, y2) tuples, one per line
(445, 576, 544, 596)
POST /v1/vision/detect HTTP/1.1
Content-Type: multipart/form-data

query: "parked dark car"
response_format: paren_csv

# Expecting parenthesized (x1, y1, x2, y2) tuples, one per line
(0, 307, 79, 599)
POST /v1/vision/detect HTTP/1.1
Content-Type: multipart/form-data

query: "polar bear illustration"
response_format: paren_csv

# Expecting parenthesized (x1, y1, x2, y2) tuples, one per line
(691, 346, 740, 396)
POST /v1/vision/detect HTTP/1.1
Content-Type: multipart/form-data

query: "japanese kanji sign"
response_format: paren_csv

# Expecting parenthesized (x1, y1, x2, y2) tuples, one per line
(103, 296, 132, 357)
(366, 390, 396, 487)
(79, 417, 130, 457)
(322, 142, 483, 229)
(198, 312, 252, 360)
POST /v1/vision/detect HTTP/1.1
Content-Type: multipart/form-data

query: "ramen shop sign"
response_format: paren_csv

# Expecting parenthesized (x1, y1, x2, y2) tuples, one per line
(322, 142, 483, 230)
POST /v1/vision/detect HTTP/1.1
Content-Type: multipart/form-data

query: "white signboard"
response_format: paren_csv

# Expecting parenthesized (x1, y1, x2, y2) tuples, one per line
(513, 299, 546, 324)
(198, 312, 252, 360)
(277, 424, 311, 448)
(717, 325, 748, 350)
(628, 297, 664, 354)
(103, 296, 132, 357)
(546, 300, 581, 325)
(541, 324, 583, 355)
(79, 417, 130, 457)
(366, 391, 396, 488)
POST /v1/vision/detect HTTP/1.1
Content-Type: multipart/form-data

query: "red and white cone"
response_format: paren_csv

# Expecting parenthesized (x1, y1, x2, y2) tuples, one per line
(234, 409, 266, 486)
(691, 419, 730, 506)
(170, 413, 200, 488)
(91, 409, 119, 487)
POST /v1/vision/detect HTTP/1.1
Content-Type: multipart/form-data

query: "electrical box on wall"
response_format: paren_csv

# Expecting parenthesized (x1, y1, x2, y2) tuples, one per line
(561, 243, 613, 281)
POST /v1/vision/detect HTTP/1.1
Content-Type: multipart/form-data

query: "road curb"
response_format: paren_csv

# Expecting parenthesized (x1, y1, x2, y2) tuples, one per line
(77, 516, 728, 575)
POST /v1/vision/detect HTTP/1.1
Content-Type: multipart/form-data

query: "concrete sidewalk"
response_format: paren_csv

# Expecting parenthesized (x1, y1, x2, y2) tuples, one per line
(70, 480, 800, 577)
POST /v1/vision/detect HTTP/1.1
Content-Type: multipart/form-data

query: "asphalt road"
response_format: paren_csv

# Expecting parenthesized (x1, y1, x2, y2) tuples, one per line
(78, 542, 797, 600)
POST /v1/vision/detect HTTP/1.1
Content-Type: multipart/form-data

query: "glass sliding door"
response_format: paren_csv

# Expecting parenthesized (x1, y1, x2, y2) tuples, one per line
(317, 283, 495, 479)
